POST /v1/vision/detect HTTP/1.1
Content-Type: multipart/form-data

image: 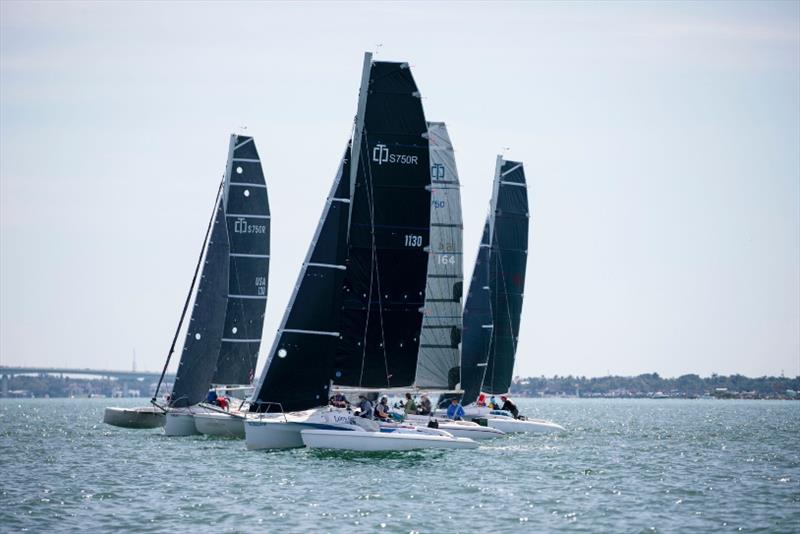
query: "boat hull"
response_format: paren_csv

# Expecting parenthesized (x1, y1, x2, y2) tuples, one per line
(301, 429, 479, 451)
(479, 416, 565, 434)
(164, 411, 200, 436)
(245, 419, 307, 450)
(103, 406, 165, 429)
(400, 414, 505, 440)
(194, 411, 245, 438)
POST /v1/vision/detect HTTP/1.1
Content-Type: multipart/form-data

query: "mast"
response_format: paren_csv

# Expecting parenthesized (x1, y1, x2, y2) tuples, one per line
(347, 52, 373, 236)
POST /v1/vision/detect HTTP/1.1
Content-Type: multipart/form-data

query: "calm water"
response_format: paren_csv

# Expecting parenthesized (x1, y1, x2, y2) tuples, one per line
(1, 398, 798, 532)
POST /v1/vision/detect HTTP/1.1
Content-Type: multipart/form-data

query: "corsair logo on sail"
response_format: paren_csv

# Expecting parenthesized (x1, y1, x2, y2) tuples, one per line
(234, 217, 267, 234)
(372, 143, 419, 165)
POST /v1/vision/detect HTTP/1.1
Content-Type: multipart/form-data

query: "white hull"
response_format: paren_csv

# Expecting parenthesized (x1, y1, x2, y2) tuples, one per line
(457, 407, 566, 434)
(194, 411, 245, 438)
(103, 406, 165, 429)
(245, 408, 380, 450)
(164, 411, 200, 436)
(400, 414, 505, 440)
(482, 416, 565, 434)
(245, 418, 308, 450)
(301, 428, 479, 451)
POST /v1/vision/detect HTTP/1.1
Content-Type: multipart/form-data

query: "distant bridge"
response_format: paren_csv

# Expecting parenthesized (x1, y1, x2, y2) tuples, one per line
(0, 366, 174, 381)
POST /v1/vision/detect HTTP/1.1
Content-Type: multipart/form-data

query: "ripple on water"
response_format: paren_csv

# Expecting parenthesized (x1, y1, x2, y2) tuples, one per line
(1, 398, 798, 532)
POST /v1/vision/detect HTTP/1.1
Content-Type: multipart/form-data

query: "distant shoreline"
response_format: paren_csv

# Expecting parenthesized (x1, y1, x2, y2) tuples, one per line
(2, 371, 798, 401)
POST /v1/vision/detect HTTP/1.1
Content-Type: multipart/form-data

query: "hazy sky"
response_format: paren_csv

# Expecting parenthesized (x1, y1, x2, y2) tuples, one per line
(1, 1, 798, 378)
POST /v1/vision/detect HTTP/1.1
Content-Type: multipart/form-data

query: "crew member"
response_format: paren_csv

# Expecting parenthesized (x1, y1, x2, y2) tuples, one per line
(447, 398, 465, 421)
(374, 396, 391, 421)
(403, 393, 417, 415)
(357, 395, 374, 419)
(500, 395, 519, 418)
(417, 394, 432, 415)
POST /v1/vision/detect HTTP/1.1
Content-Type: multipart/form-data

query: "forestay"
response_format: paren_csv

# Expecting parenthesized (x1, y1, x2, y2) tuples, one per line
(170, 195, 230, 408)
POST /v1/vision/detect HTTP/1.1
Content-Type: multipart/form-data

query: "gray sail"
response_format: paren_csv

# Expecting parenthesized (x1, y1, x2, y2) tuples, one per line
(214, 134, 270, 385)
(170, 196, 230, 407)
(414, 122, 463, 389)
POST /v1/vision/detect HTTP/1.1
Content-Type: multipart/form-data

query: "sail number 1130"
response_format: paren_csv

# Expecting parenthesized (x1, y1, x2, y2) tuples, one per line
(404, 234, 423, 247)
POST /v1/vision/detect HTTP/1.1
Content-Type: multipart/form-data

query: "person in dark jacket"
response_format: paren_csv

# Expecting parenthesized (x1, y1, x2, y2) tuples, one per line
(357, 395, 374, 419)
(500, 395, 519, 418)
(417, 394, 432, 415)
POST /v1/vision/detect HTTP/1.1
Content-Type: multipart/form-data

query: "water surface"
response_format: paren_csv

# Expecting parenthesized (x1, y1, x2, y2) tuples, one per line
(1, 398, 797, 532)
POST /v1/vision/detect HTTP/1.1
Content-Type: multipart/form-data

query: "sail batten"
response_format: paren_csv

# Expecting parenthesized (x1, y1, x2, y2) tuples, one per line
(412, 122, 463, 390)
(333, 58, 431, 390)
(461, 158, 530, 402)
(250, 147, 352, 412)
(214, 135, 270, 385)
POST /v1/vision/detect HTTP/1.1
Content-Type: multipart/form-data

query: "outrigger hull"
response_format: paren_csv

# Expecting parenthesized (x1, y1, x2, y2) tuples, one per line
(103, 406, 165, 429)
(164, 410, 200, 436)
(194, 411, 245, 438)
(301, 428, 479, 451)
(479, 416, 565, 434)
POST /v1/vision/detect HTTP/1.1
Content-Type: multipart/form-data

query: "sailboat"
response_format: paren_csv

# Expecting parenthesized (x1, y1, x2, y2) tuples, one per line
(245, 53, 476, 451)
(385, 121, 504, 441)
(457, 156, 564, 434)
(106, 134, 269, 436)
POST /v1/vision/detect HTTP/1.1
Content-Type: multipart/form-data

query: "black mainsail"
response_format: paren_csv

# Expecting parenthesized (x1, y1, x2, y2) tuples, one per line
(251, 53, 431, 412)
(156, 135, 269, 408)
(333, 56, 431, 389)
(461, 156, 529, 403)
(215, 135, 270, 385)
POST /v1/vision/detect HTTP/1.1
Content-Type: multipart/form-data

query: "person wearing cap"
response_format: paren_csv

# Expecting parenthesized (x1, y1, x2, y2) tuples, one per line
(489, 396, 500, 410)
(417, 394, 432, 415)
(500, 395, 519, 418)
(357, 394, 374, 419)
(446, 397, 465, 421)
(374, 396, 391, 421)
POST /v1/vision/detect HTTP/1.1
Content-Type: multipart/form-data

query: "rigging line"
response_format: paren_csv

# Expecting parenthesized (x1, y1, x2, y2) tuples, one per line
(356, 132, 375, 388)
(495, 225, 519, 357)
(152, 179, 224, 405)
(362, 129, 392, 388)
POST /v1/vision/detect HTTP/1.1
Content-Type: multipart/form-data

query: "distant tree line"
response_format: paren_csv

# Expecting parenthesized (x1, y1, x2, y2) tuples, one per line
(511, 373, 800, 398)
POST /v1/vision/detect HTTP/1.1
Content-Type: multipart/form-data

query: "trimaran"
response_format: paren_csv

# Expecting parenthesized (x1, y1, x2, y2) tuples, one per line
(104, 134, 270, 436)
(244, 52, 478, 451)
(452, 156, 564, 434)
